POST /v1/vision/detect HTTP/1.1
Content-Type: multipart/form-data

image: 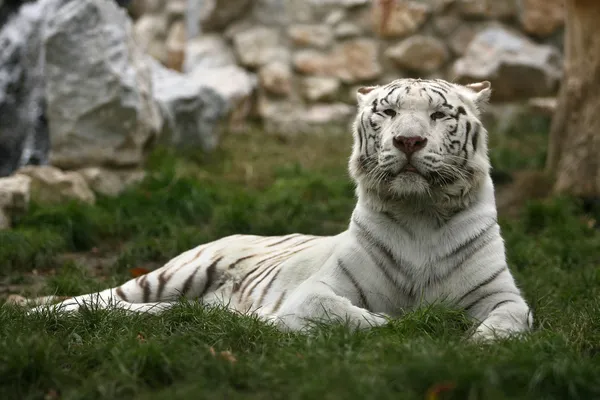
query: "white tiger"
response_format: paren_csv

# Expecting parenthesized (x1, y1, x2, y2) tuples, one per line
(23, 78, 532, 340)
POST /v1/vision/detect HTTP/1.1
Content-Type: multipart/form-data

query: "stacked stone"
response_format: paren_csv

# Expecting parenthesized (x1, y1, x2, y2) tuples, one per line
(132, 0, 564, 133)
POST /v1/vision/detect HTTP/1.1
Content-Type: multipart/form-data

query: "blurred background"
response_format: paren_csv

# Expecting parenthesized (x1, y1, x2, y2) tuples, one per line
(0, 0, 597, 234)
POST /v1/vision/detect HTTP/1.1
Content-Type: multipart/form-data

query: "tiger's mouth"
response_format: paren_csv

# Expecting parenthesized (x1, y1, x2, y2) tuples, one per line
(400, 164, 419, 173)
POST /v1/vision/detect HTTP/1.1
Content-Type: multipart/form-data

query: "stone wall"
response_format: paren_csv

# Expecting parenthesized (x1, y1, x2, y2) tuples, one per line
(133, 0, 564, 133)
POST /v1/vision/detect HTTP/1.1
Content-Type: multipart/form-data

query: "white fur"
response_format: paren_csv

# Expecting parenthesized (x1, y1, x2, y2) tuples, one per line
(24, 79, 532, 341)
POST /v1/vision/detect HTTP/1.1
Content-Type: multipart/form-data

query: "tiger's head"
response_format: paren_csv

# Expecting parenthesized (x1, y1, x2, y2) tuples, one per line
(349, 78, 492, 213)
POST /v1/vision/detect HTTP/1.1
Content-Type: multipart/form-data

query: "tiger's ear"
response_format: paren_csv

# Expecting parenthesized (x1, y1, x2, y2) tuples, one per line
(357, 86, 378, 106)
(465, 81, 491, 109)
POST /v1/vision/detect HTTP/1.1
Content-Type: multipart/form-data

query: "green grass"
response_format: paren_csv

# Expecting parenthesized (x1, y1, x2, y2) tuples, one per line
(1, 124, 599, 399)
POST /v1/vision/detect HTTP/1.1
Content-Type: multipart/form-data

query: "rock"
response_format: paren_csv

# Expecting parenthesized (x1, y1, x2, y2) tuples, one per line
(259, 62, 293, 96)
(166, 20, 186, 71)
(17, 166, 95, 205)
(528, 97, 557, 117)
(325, 9, 346, 26)
(183, 34, 236, 72)
(44, 0, 162, 170)
(288, 24, 333, 49)
(386, 35, 449, 73)
(427, 0, 455, 14)
(0, 174, 31, 212)
(233, 26, 290, 68)
(166, 0, 186, 21)
(457, 0, 517, 19)
(260, 99, 354, 133)
(198, 0, 253, 32)
(449, 24, 477, 55)
(372, 0, 430, 38)
(433, 15, 461, 36)
(77, 167, 145, 197)
(152, 61, 228, 151)
(334, 22, 362, 39)
(311, 0, 369, 7)
(518, 0, 564, 37)
(0, 1, 49, 177)
(128, 0, 164, 18)
(453, 26, 563, 101)
(301, 77, 341, 102)
(189, 64, 257, 131)
(293, 38, 382, 84)
(133, 14, 169, 64)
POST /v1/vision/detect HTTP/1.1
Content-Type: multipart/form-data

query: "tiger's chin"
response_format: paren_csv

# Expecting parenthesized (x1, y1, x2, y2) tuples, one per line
(387, 173, 431, 197)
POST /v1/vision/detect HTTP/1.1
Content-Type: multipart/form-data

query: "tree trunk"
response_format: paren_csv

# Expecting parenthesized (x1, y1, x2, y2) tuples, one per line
(546, 0, 600, 198)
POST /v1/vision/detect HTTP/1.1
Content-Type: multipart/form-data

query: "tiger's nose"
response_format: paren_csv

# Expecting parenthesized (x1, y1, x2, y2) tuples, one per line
(393, 136, 428, 155)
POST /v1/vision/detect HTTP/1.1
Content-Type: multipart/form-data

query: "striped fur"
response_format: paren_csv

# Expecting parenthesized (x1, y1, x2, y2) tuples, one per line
(26, 79, 532, 341)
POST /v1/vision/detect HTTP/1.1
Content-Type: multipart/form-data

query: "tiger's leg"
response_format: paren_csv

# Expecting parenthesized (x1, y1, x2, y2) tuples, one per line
(268, 280, 388, 331)
(30, 244, 225, 314)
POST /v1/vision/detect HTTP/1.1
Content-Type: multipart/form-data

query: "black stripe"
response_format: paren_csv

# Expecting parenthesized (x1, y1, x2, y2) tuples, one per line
(457, 266, 507, 305)
(156, 270, 170, 301)
(228, 254, 257, 269)
(446, 221, 496, 259)
(471, 122, 480, 150)
(181, 267, 201, 297)
(337, 259, 369, 309)
(358, 238, 412, 299)
(465, 290, 519, 312)
(199, 257, 222, 298)
(116, 286, 129, 302)
(352, 217, 417, 283)
(257, 269, 281, 307)
(489, 299, 517, 313)
(242, 263, 281, 301)
(436, 226, 499, 284)
(266, 235, 300, 247)
(140, 275, 151, 303)
(271, 291, 286, 313)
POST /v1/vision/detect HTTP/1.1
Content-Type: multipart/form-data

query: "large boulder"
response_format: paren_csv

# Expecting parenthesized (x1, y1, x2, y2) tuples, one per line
(0, 1, 49, 177)
(452, 26, 563, 101)
(44, 0, 163, 170)
(152, 60, 228, 151)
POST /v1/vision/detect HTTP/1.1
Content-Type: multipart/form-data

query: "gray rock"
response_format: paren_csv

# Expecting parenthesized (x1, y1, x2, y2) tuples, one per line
(288, 24, 334, 49)
(189, 64, 257, 130)
(133, 14, 169, 64)
(259, 62, 293, 96)
(301, 77, 340, 102)
(260, 100, 354, 134)
(233, 26, 289, 68)
(0, 1, 49, 177)
(44, 0, 163, 169)
(0, 174, 31, 212)
(183, 34, 237, 72)
(452, 26, 562, 101)
(17, 165, 96, 205)
(77, 167, 146, 197)
(197, 0, 253, 32)
(385, 35, 449, 73)
(152, 60, 228, 151)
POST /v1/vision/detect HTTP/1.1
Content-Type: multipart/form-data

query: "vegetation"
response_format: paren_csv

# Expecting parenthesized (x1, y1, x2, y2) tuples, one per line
(0, 120, 598, 399)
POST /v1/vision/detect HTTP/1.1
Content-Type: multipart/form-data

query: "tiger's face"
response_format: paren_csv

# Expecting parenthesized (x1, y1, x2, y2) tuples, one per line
(349, 78, 492, 203)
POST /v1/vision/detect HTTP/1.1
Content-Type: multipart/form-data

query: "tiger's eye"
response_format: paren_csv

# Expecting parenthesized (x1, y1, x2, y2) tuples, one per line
(430, 111, 446, 121)
(383, 109, 397, 117)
